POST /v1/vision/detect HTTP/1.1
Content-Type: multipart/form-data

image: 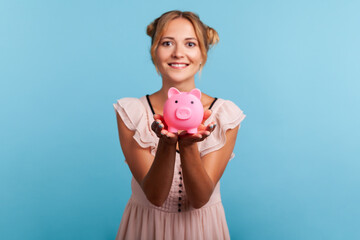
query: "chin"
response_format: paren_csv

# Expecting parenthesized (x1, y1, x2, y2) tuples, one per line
(167, 71, 198, 82)
(159, 67, 198, 83)
(167, 75, 194, 83)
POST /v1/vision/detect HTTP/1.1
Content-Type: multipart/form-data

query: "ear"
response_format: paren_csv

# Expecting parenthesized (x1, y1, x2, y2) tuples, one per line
(168, 87, 181, 98)
(189, 88, 201, 100)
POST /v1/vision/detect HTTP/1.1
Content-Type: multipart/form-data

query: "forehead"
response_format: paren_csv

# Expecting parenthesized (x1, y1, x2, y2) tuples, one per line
(162, 18, 197, 38)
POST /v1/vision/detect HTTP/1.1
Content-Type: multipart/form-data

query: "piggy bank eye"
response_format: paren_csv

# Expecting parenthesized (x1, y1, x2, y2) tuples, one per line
(175, 100, 178, 103)
(191, 101, 194, 104)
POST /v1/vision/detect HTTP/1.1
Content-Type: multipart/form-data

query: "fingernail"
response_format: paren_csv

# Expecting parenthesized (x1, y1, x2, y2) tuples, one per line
(160, 132, 164, 136)
(159, 124, 163, 129)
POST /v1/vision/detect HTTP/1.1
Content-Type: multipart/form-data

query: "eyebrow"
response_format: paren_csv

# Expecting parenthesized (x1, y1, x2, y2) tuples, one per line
(161, 37, 198, 41)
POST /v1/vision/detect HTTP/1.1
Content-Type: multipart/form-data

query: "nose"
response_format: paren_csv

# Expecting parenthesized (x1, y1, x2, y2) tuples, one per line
(172, 45, 184, 59)
(176, 107, 191, 120)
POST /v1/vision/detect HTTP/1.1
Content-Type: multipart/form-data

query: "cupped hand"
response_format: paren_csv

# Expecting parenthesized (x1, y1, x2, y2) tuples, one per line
(151, 114, 178, 144)
(178, 109, 217, 145)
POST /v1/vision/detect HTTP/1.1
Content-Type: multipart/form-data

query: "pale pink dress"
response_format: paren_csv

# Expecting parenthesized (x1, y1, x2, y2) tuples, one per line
(113, 95, 246, 240)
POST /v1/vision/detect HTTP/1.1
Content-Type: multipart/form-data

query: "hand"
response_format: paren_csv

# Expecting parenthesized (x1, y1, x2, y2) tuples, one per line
(151, 114, 178, 144)
(178, 109, 217, 145)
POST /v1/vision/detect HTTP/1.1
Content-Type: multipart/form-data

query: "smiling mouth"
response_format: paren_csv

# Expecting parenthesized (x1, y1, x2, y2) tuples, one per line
(168, 63, 189, 69)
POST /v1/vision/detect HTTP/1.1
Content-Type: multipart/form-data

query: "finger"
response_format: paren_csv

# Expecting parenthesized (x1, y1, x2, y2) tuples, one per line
(197, 130, 210, 137)
(202, 110, 212, 124)
(157, 121, 164, 130)
(161, 130, 178, 144)
(179, 131, 188, 137)
(152, 122, 166, 139)
(196, 133, 204, 139)
(153, 114, 161, 125)
(151, 121, 159, 133)
(197, 124, 207, 131)
(161, 129, 177, 137)
(206, 122, 217, 132)
(151, 120, 156, 130)
(165, 131, 177, 138)
(160, 129, 167, 136)
(155, 114, 169, 129)
(153, 114, 165, 126)
(152, 119, 162, 131)
(153, 114, 163, 121)
(182, 133, 202, 141)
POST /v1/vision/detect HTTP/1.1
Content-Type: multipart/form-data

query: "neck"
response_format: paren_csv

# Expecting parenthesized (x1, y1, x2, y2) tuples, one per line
(160, 76, 196, 95)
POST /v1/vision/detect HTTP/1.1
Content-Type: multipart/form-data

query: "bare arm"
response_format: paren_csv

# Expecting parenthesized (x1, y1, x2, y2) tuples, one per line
(115, 112, 177, 206)
(178, 124, 240, 209)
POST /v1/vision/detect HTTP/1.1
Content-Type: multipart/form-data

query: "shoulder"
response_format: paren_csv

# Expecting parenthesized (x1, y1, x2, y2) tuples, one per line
(113, 96, 149, 114)
(211, 98, 246, 123)
(113, 97, 146, 109)
(113, 96, 150, 129)
(199, 97, 246, 158)
(113, 96, 157, 150)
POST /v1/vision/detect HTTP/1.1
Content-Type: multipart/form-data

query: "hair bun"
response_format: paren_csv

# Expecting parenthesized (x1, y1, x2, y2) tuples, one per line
(146, 22, 156, 37)
(207, 26, 219, 47)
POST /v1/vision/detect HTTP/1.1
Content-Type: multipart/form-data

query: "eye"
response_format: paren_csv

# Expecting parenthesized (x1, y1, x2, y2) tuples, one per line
(191, 101, 194, 104)
(186, 42, 196, 47)
(175, 100, 178, 103)
(161, 41, 172, 46)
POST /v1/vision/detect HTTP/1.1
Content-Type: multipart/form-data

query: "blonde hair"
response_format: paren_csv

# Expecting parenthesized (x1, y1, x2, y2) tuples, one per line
(146, 10, 219, 74)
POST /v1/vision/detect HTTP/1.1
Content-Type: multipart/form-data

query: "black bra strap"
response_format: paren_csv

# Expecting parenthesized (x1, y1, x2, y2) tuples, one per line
(208, 97, 218, 110)
(146, 94, 155, 115)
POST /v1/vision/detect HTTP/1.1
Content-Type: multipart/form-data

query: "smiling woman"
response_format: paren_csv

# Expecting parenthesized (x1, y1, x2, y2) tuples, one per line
(113, 10, 246, 240)
(147, 11, 219, 76)
(154, 18, 203, 86)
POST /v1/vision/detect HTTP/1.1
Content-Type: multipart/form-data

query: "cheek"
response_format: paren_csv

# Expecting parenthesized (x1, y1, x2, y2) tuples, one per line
(188, 50, 202, 63)
(154, 52, 167, 72)
(156, 47, 171, 61)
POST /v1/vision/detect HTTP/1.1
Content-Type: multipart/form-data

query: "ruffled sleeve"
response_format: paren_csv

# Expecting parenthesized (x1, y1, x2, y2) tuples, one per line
(113, 98, 157, 150)
(199, 99, 246, 160)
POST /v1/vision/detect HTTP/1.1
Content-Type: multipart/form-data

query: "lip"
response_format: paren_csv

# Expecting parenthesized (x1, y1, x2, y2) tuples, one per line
(168, 62, 190, 69)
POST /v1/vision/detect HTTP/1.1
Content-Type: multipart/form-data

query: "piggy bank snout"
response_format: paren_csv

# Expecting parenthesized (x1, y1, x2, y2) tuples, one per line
(175, 107, 192, 120)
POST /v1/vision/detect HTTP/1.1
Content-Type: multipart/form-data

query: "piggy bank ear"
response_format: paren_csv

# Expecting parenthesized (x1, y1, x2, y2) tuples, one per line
(189, 88, 201, 100)
(168, 87, 181, 98)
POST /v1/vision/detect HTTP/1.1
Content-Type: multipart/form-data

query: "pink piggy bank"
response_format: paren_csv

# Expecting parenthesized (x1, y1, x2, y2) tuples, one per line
(163, 87, 204, 134)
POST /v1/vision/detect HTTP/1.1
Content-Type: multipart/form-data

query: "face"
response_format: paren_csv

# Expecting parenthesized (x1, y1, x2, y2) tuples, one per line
(154, 18, 203, 84)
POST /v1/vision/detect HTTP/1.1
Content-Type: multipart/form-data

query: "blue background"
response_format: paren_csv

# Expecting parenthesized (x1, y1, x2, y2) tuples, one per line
(1, 0, 359, 239)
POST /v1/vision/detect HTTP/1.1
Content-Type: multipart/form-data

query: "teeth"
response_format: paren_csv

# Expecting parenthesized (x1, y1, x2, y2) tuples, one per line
(170, 64, 188, 67)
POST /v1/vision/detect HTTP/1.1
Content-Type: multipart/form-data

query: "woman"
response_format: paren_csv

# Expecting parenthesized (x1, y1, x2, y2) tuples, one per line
(113, 10, 246, 240)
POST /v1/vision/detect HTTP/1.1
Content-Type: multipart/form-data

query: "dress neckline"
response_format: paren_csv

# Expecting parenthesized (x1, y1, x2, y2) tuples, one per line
(145, 94, 218, 115)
